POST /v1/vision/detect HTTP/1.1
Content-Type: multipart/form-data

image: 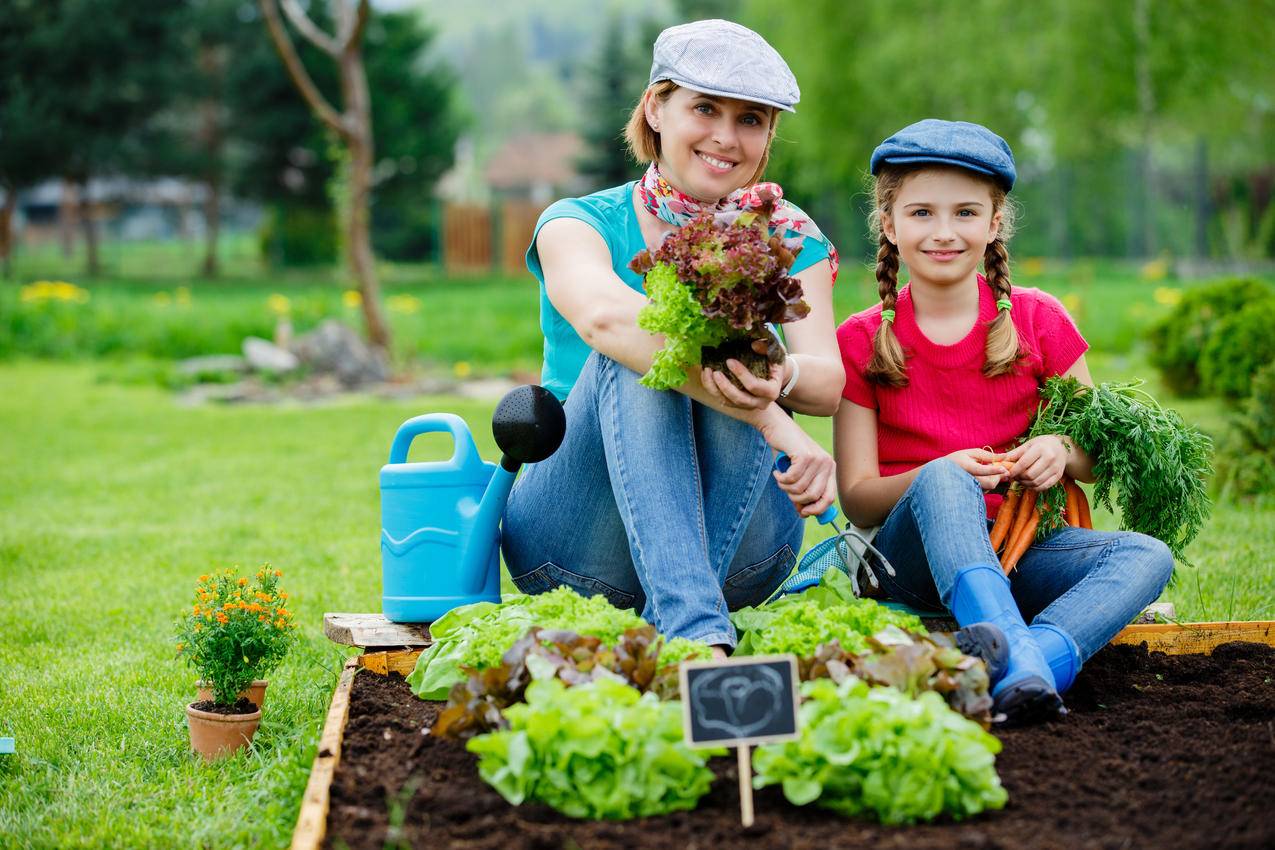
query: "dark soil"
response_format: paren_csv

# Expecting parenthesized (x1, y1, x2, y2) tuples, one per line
(324, 642, 1275, 850)
(189, 697, 258, 715)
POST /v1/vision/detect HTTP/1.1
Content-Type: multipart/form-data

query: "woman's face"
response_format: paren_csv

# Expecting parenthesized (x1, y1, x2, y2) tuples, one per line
(645, 87, 772, 202)
(882, 167, 1002, 288)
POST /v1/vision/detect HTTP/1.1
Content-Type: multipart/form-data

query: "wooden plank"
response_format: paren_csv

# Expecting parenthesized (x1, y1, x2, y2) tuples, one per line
(1112, 620, 1275, 654)
(323, 613, 432, 648)
(290, 657, 359, 850)
(361, 648, 424, 677)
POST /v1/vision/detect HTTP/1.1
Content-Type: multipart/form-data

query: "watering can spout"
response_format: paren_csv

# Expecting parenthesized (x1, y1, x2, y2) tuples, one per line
(459, 459, 517, 594)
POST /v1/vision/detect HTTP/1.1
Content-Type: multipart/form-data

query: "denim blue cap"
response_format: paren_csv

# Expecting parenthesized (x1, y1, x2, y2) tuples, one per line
(870, 119, 1016, 190)
(649, 19, 799, 113)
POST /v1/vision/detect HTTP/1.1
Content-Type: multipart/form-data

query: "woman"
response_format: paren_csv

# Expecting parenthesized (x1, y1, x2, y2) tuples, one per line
(501, 20, 845, 657)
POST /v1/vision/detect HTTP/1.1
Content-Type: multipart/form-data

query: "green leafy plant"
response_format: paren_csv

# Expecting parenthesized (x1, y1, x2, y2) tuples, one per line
(1147, 277, 1273, 396)
(629, 204, 810, 389)
(801, 627, 994, 727)
(1023, 377, 1213, 565)
(466, 677, 723, 820)
(431, 625, 710, 740)
(753, 675, 1007, 824)
(1214, 362, 1275, 501)
(1198, 298, 1275, 400)
(174, 566, 296, 705)
(730, 568, 926, 657)
(406, 587, 647, 700)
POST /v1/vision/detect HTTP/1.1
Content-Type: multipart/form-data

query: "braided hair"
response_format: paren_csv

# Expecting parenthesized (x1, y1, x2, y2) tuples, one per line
(865, 164, 1022, 387)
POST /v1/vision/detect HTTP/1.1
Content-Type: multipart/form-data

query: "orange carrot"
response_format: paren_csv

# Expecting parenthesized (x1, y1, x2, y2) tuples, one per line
(1000, 491, 1039, 575)
(1076, 482, 1093, 529)
(989, 486, 1021, 553)
(1063, 477, 1081, 527)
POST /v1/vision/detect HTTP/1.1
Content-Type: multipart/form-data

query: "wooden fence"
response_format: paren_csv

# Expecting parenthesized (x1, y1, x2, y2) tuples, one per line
(443, 199, 546, 276)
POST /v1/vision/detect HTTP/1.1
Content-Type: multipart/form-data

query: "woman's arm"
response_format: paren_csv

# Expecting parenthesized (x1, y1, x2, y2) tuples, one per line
(538, 217, 837, 515)
(833, 399, 1007, 527)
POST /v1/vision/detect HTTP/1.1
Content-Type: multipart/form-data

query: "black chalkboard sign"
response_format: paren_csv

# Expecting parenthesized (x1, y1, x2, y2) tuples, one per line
(679, 655, 801, 748)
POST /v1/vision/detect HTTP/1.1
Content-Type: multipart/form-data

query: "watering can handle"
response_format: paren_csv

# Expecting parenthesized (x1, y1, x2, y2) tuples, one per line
(775, 452, 839, 525)
(388, 413, 483, 468)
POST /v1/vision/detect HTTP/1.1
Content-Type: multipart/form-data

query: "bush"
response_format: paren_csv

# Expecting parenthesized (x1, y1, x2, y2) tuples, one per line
(175, 566, 296, 705)
(258, 204, 339, 267)
(1147, 277, 1274, 396)
(1198, 298, 1275, 400)
(1214, 362, 1275, 500)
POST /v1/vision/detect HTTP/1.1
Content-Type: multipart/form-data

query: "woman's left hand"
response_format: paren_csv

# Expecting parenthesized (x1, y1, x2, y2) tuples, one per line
(700, 359, 784, 410)
(1004, 435, 1071, 491)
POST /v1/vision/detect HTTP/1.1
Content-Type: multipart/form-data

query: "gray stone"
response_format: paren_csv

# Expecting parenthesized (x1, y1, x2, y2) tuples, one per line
(243, 336, 300, 373)
(176, 354, 248, 377)
(288, 319, 388, 387)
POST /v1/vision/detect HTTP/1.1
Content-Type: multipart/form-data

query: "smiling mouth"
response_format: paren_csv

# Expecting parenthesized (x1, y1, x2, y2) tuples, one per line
(696, 151, 737, 171)
(923, 249, 963, 260)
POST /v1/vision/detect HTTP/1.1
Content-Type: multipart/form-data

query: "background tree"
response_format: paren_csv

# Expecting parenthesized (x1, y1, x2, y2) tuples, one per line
(260, 0, 390, 353)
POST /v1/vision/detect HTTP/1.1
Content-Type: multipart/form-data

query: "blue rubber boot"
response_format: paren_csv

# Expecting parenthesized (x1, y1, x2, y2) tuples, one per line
(949, 564, 1063, 724)
(1030, 623, 1083, 694)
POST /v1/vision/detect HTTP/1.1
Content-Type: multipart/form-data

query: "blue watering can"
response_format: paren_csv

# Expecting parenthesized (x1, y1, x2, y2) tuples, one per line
(380, 385, 566, 623)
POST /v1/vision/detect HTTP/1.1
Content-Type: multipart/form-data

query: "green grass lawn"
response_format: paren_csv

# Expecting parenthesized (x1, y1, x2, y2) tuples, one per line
(2, 254, 1273, 847)
(2, 356, 1271, 848)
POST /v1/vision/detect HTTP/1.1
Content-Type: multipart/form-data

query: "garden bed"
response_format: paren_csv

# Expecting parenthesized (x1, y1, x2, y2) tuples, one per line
(305, 626, 1275, 850)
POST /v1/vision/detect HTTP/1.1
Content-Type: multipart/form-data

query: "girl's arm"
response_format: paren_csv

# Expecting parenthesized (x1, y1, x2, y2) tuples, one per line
(833, 399, 1007, 528)
(1004, 355, 1098, 488)
(537, 217, 837, 516)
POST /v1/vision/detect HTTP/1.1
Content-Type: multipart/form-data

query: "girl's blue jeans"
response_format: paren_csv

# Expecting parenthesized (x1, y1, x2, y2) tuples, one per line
(501, 352, 804, 648)
(873, 459, 1175, 662)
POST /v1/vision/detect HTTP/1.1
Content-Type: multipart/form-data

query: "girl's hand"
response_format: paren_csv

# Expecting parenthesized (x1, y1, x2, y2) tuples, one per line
(945, 448, 1010, 491)
(700, 359, 783, 411)
(756, 409, 837, 518)
(1004, 435, 1070, 491)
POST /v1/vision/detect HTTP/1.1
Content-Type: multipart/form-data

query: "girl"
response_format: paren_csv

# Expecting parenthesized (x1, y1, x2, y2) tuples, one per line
(501, 20, 845, 658)
(834, 119, 1173, 724)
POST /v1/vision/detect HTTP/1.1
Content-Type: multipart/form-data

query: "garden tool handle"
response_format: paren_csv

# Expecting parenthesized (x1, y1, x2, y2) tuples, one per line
(387, 413, 483, 468)
(774, 453, 839, 525)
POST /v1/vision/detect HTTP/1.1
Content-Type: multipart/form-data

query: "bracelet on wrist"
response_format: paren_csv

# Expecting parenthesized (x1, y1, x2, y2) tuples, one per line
(779, 356, 800, 399)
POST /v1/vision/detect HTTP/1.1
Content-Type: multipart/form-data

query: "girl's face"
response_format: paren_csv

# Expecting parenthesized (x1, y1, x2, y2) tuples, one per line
(882, 167, 1002, 288)
(645, 87, 773, 202)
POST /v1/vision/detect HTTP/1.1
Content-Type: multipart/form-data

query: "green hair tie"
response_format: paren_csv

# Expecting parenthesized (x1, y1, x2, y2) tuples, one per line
(880, 309, 896, 323)
(996, 298, 1013, 312)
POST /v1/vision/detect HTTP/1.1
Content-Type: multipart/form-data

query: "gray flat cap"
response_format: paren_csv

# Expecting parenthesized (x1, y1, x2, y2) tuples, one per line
(649, 19, 799, 112)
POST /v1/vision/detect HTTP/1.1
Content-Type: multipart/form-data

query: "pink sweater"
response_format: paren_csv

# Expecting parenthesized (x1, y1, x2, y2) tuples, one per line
(837, 276, 1088, 516)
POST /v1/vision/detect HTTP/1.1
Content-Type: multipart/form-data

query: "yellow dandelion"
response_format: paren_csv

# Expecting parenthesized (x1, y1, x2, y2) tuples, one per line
(1062, 293, 1082, 314)
(1153, 287, 1182, 306)
(266, 293, 291, 316)
(1139, 258, 1170, 281)
(1020, 257, 1046, 277)
(453, 361, 472, 379)
(387, 293, 421, 315)
(175, 286, 191, 306)
(152, 291, 172, 306)
(342, 290, 362, 309)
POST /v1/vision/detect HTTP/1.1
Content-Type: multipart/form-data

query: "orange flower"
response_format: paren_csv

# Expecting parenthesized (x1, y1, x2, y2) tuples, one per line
(275, 620, 286, 629)
(259, 615, 269, 622)
(192, 605, 201, 616)
(223, 602, 234, 610)
(237, 577, 248, 587)
(216, 613, 229, 624)
(199, 574, 209, 582)
(280, 592, 289, 600)
(274, 570, 282, 577)
(176, 643, 185, 652)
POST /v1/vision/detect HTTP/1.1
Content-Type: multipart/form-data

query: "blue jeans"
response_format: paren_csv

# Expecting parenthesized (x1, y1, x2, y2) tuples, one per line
(501, 352, 804, 648)
(872, 459, 1174, 662)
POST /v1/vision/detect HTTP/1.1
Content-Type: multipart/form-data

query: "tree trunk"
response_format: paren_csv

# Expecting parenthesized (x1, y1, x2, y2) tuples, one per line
(59, 179, 77, 259)
(0, 182, 16, 279)
(1193, 137, 1210, 259)
(341, 36, 391, 355)
(1132, 0, 1155, 258)
(78, 182, 100, 277)
(202, 176, 222, 278)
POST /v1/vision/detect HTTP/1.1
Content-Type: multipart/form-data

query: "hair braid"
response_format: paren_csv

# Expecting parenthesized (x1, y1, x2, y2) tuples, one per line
(982, 238, 1023, 377)
(865, 234, 909, 387)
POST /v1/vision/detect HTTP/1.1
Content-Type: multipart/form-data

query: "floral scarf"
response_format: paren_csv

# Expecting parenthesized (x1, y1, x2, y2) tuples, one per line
(636, 163, 839, 283)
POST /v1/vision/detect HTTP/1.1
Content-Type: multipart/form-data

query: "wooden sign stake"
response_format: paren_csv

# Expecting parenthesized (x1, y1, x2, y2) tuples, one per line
(737, 744, 754, 827)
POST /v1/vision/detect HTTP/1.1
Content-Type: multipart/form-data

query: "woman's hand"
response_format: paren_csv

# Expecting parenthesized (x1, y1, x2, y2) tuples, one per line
(1004, 435, 1071, 491)
(945, 448, 1010, 491)
(755, 408, 837, 518)
(700, 359, 784, 411)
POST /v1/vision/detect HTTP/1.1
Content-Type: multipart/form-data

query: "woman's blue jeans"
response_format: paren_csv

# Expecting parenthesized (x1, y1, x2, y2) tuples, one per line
(872, 459, 1175, 662)
(501, 352, 804, 648)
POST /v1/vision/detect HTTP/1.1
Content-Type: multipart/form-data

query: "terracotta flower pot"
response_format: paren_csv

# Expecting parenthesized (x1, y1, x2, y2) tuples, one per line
(186, 702, 262, 761)
(195, 679, 269, 710)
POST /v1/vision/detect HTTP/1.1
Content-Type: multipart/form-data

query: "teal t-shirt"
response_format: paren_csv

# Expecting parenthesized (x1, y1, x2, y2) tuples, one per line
(525, 181, 831, 401)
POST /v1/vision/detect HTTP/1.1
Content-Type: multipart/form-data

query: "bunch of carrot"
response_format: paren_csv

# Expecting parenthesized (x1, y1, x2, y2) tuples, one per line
(989, 461, 1092, 575)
